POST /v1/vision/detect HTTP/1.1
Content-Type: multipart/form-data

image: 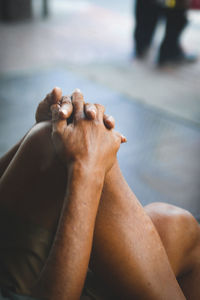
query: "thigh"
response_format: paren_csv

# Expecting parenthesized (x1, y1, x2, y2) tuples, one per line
(0, 121, 67, 230)
(0, 122, 67, 295)
(0, 287, 37, 300)
(91, 163, 185, 299)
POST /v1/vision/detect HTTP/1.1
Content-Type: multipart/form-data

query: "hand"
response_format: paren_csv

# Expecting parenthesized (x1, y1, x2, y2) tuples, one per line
(35, 87, 115, 128)
(51, 89, 126, 174)
(35, 87, 70, 123)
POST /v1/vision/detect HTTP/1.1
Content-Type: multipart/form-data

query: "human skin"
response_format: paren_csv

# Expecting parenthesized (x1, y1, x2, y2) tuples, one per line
(0, 89, 199, 299)
(31, 92, 123, 300)
(145, 202, 200, 300)
(92, 161, 200, 300)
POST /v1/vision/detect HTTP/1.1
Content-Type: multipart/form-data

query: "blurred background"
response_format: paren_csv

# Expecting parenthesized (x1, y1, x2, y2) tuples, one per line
(0, 0, 200, 216)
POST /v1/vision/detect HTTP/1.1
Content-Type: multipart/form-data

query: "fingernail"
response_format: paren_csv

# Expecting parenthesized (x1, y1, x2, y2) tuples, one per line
(61, 109, 68, 115)
(74, 88, 81, 93)
(62, 95, 71, 103)
(107, 116, 114, 122)
(52, 86, 61, 93)
(89, 107, 96, 114)
(121, 135, 127, 143)
(88, 108, 96, 119)
(50, 104, 59, 112)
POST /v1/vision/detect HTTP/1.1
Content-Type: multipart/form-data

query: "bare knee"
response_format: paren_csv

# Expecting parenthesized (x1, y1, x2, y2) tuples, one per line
(24, 121, 52, 151)
(145, 202, 200, 275)
(145, 202, 199, 251)
(2, 121, 66, 229)
(22, 121, 56, 170)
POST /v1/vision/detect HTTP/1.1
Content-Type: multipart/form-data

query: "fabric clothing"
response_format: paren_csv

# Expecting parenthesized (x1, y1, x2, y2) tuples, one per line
(0, 209, 54, 295)
(0, 288, 37, 300)
(0, 210, 110, 300)
(134, 0, 188, 60)
(83, 270, 113, 300)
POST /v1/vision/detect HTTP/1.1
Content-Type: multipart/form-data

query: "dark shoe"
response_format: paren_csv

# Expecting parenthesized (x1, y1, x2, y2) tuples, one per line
(158, 47, 198, 66)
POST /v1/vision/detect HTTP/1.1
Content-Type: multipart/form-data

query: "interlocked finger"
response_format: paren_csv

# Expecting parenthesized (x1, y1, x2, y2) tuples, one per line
(84, 103, 97, 120)
(120, 134, 127, 144)
(114, 130, 127, 145)
(103, 114, 115, 129)
(94, 104, 105, 123)
(59, 96, 73, 119)
(51, 104, 60, 121)
(51, 104, 67, 135)
(46, 87, 62, 104)
(72, 89, 84, 122)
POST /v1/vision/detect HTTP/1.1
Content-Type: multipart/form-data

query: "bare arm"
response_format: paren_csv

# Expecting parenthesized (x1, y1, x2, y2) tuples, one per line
(31, 90, 124, 300)
(0, 87, 114, 179)
(32, 162, 104, 300)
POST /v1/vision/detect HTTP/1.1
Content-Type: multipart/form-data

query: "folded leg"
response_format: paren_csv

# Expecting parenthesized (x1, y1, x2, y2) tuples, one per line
(0, 121, 67, 230)
(91, 162, 185, 299)
(0, 111, 198, 299)
(145, 202, 200, 300)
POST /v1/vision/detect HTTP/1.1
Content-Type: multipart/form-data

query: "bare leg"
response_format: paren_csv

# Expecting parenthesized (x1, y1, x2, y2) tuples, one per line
(145, 202, 200, 300)
(91, 162, 185, 299)
(0, 121, 196, 299)
(0, 121, 67, 230)
(0, 87, 63, 179)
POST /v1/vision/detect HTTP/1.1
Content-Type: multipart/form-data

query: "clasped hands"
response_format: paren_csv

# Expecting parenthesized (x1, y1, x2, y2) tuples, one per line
(36, 87, 126, 175)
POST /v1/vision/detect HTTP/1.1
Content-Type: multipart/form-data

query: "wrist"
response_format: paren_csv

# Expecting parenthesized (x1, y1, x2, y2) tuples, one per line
(68, 160, 105, 188)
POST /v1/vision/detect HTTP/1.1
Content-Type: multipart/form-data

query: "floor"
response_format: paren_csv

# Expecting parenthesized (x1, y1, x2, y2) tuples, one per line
(0, 0, 200, 216)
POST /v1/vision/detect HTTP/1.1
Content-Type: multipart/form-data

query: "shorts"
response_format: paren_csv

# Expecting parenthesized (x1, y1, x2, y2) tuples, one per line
(0, 209, 54, 295)
(0, 209, 111, 299)
(0, 288, 37, 300)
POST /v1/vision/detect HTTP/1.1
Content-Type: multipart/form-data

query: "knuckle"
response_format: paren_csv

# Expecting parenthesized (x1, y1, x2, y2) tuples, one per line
(72, 97, 82, 106)
(51, 104, 59, 112)
(88, 104, 96, 113)
(85, 103, 93, 110)
(95, 103, 105, 113)
(106, 115, 115, 126)
(62, 96, 71, 104)
(72, 90, 83, 99)
(59, 110, 67, 119)
(62, 103, 72, 112)
(109, 115, 115, 122)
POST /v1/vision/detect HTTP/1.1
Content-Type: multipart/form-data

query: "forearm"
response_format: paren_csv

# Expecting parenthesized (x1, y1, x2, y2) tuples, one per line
(32, 163, 104, 300)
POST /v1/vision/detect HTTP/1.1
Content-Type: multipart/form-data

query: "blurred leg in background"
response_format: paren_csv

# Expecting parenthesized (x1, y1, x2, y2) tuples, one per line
(43, 0, 49, 18)
(1, 0, 32, 21)
(158, 4, 197, 65)
(134, 0, 197, 65)
(134, 0, 160, 58)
